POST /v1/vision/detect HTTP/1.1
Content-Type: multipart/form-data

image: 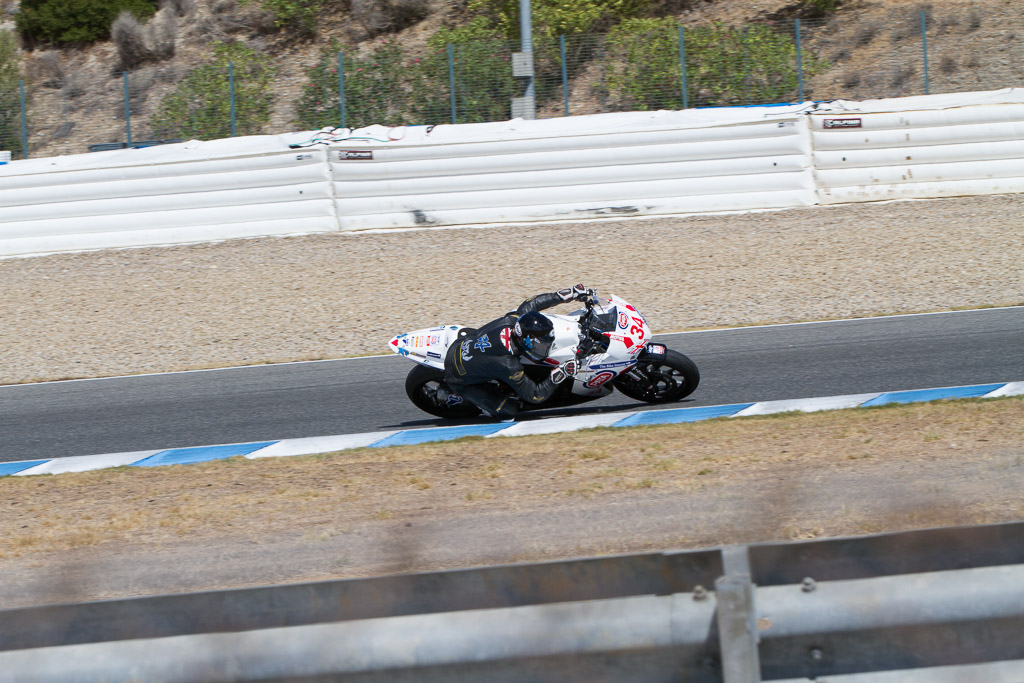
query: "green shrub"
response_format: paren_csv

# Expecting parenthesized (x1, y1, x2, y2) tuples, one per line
(295, 24, 518, 130)
(239, 0, 325, 36)
(16, 0, 157, 45)
(467, 0, 649, 39)
(803, 0, 840, 15)
(599, 17, 829, 110)
(150, 42, 275, 140)
(0, 30, 24, 158)
(419, 20, 516, 124)
(296, 38, 412, 130)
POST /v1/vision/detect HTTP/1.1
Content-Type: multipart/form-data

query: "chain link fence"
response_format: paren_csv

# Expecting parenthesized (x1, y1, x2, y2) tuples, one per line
(3, 7, 1024, 160)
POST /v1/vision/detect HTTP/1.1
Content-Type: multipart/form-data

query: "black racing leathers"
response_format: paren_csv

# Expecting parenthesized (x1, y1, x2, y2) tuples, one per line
(444, 293, 566, 418)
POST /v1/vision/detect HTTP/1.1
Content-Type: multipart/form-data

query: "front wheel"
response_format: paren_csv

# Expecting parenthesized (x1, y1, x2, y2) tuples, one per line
(612, 350, 700, 403)
(405, 365, 481, 418)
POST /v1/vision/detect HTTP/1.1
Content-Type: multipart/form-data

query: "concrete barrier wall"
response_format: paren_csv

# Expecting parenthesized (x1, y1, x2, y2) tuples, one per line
(3, 89, 1024, 257)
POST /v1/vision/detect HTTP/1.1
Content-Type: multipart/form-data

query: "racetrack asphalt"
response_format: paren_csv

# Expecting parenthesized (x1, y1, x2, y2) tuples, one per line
(2, 307, 1022, 463)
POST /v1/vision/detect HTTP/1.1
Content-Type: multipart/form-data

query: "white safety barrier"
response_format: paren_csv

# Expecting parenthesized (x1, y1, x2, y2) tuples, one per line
(3, 88, 1024, 257)
(0, 136, 336, 256)
(811, 91, 1024, 203)
(327, 108, 814, 230)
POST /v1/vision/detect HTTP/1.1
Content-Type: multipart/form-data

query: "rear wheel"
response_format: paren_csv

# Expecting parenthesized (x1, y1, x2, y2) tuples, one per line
(405, 365, 481, 418)
(612, 350, 700, 403)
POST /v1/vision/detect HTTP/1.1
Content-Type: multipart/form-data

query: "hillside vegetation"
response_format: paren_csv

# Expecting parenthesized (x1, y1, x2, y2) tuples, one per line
(0, 0, 1021, 158)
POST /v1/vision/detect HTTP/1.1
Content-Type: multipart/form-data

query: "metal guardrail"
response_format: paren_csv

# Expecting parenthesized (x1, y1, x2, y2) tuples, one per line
(2, 521, 1024, 681)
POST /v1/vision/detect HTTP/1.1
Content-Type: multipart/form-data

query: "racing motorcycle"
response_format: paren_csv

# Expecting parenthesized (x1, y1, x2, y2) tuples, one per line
(388, 291, 700, 419)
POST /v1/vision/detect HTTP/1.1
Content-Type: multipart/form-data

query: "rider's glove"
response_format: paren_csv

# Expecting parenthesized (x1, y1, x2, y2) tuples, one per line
(556, 283, 590, 302)
(550, 359, 579, 384)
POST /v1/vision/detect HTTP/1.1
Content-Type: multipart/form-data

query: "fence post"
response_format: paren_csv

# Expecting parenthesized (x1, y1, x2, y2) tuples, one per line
(678, 26, 688, 109)
(123, 71, 132, 146)
(559, 35, 569, 116)
(19, 79, 28, 159)
(448, 43, 457, 125)
(229, 62, 237, 136)
(338, 52, 347, 129)
(795, 18, 804, 102)
(920, 9, 930, 95)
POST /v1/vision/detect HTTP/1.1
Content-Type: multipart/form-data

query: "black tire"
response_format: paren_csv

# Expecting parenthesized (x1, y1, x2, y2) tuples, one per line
(612, 349, 700, 403)
(405, 365, 481, 418)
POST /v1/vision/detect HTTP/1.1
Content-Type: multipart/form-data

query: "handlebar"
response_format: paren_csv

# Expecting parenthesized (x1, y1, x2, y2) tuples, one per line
(575, 291, 609, 358)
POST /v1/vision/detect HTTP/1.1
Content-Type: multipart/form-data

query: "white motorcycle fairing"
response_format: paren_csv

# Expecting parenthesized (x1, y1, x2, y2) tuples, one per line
(388, 325, 463, 371)
(388, 294, 655, 397)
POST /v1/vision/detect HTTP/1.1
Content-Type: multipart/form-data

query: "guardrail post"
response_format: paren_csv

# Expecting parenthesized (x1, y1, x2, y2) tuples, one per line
(338, 52, 347, 129)
(229, 62, 237, 136)
(19, 79, 28, 158)
(448, 43, 457, 124)
(678, 26, 688, 109)
(717, 546, 761, 683)
(795, 18, 804, 102)
(123, 71, 131, 146)
(560, 35, 569, 116)
(920, 9, 930, 95)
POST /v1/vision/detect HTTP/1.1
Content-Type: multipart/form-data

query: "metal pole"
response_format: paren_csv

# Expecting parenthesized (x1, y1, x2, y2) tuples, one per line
(519, 0, 535, 118)
(448, 43, 457, 125)
(718, 546, 762, 683)
(795, 18, 804, 102)
(229, 62, 237, 136)
(559, 35, 569, 116)
(338, 53, 347, 129)
(19, 79, 28, 159)
(123, 71, 131, 146)
(678, 26, 688, 109)
(921, 9, 930, 95)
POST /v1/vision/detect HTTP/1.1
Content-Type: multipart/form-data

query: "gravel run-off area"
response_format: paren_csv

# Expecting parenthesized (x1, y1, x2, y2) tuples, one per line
(2, 194, 1023, 386)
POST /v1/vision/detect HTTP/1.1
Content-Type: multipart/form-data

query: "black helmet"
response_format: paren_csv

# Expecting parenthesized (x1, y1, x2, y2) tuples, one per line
(512, 312, 555, 361)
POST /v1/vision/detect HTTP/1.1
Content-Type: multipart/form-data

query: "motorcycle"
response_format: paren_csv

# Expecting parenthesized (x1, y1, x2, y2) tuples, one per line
(388, 291, 700, 419)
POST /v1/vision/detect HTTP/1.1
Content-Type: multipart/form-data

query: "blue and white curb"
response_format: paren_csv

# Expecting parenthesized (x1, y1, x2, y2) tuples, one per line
(2, 382, 1021, 478)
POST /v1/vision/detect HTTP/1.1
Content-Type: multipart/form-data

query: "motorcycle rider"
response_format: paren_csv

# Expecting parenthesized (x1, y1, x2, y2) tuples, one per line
(443, 284, 593, 420)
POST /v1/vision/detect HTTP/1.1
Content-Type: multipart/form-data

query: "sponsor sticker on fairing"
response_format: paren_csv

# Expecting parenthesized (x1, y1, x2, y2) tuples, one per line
(338, 150, 374, 160)
(589, 360, 636, 370)
(427, 351, 441, 359)
(646, 344, 666, 355)
(584, 371, 616, 388)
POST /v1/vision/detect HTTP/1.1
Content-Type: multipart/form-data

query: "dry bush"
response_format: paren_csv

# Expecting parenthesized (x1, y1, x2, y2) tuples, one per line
(159, 0, 194, 17)
(853, 21, 879, 46)
(388, 0, 429, 29)
(206, 0, 274, 35)
(965, 10, 982, 31)
(61, 72, 87, 99)
(126, 66, 155, 107)
(25, 50, 65, 88)
(352, 0, 429, 38)
(112, 10, 154, 71)
(146, 8, 177, 59)
(1, 0, 18, 20)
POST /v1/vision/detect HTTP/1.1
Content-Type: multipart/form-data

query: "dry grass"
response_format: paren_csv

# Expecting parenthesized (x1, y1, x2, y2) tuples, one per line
(2, 397, 1022, 560)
